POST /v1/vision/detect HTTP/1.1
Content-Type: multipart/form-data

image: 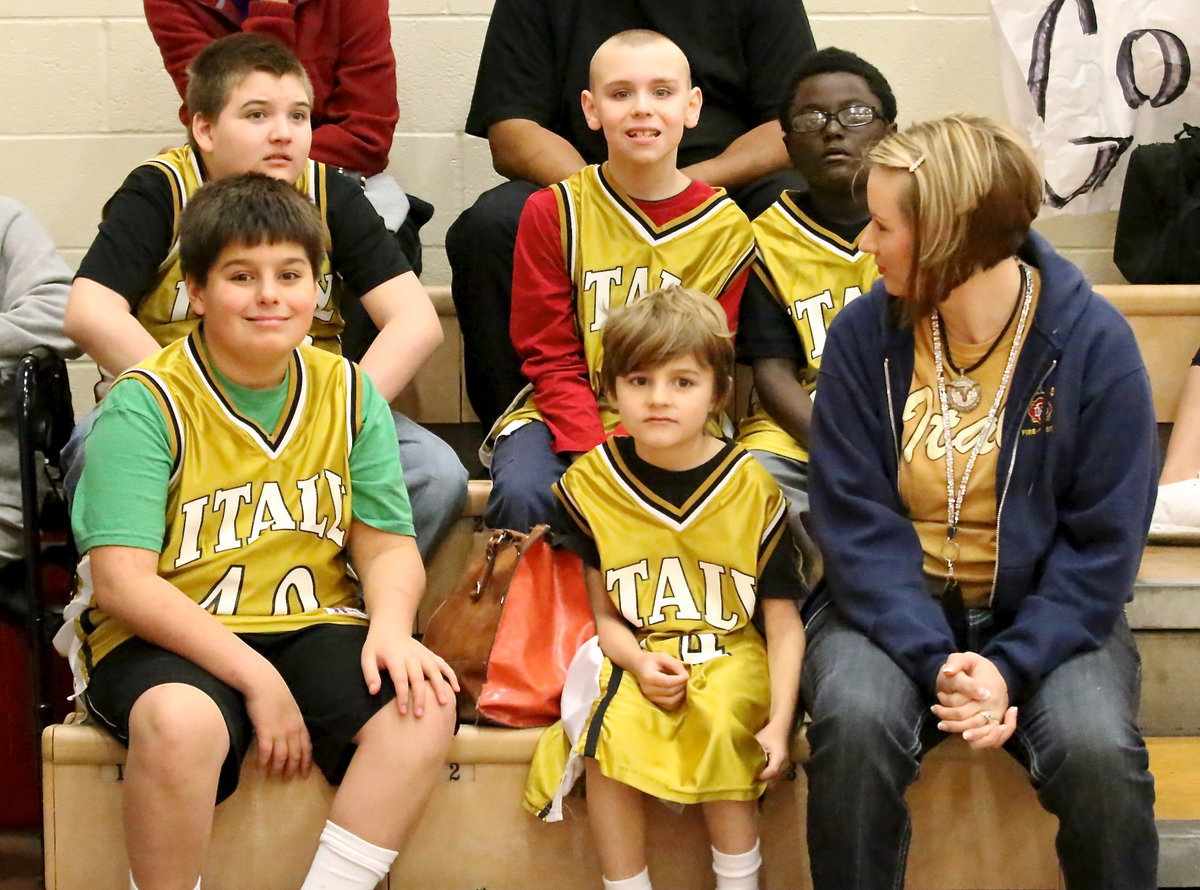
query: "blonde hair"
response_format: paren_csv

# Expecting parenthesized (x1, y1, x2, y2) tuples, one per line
(867, 114, 1043, 323)
(600, 285, 733, 405)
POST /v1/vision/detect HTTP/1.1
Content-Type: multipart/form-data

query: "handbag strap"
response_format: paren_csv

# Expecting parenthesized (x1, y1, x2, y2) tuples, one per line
(469, 524, 552, 602)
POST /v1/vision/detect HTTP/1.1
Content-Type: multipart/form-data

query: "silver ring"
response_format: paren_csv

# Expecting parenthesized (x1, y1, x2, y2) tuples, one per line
(980, 711, 997, 724)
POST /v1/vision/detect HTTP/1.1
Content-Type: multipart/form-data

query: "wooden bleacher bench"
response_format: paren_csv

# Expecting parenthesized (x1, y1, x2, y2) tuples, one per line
(38, 709, 1200, 889)
(1096, 285, 1200, 425)
(45, 286, 1200, 888)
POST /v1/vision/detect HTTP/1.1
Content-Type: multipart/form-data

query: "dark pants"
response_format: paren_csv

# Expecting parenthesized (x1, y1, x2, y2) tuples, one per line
(801, 604, 1158, 890)
(446, 170, 807, 430)
(484, 420, 570, 532)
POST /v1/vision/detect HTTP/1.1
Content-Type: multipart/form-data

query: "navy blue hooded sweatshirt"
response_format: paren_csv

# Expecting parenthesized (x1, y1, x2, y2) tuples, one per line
(807, 231, 1158, 705)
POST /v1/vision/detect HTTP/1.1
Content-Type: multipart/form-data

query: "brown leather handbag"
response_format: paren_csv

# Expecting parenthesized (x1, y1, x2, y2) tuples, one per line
(422, 525, 595, 728)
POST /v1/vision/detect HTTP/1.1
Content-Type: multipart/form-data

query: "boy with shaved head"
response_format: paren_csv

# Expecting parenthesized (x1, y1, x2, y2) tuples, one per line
(449, 0, 814, 429)
(483, 29, 755, 533)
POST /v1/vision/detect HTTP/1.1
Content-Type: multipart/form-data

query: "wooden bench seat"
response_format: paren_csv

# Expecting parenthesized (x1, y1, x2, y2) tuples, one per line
(42, 718, 1061, 890)
(42, 713, 1200, 890)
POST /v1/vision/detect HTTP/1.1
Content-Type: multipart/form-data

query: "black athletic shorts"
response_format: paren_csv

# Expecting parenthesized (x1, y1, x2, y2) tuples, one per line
(82, 624, 396, 803)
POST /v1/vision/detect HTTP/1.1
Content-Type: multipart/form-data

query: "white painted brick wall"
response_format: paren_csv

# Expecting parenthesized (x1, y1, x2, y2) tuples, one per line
(0, 0, 1122, 287)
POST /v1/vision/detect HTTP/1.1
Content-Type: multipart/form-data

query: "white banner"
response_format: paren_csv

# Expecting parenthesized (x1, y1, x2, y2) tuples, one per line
(991, 0, 1200, 213)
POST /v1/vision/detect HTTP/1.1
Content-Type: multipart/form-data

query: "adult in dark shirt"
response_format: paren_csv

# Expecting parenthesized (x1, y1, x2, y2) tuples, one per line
(447, 0, 814, 429)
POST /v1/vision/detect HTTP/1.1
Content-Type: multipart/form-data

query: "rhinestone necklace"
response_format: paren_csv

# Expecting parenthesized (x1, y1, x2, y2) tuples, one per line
(934, 264, 1027, 412)
(929, 260, 1034, 579)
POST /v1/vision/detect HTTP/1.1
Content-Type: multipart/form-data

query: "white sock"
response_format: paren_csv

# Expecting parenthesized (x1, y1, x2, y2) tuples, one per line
(299, 820, 398, 890)
(712, 840, 761, 890)
(129, 876, 199, 889)
(602, 866, 653, 889)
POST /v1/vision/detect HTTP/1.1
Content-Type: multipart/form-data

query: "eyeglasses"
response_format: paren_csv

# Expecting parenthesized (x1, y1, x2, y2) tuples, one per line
(790, 104, 882, 134)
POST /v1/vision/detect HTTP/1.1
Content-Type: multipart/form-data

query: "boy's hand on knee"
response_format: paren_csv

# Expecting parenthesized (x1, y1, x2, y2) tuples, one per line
(361, 628, 459, 719)
(244, 664, 312, 780)
(633, 651, 689, 711)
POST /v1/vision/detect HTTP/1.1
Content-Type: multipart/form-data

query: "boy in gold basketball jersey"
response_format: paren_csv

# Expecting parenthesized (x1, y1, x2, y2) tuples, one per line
(57, 175, 457, 890)
(735, 49, 896, 568)
(62, 33, 466, 560)
(525, 287, 805, 890)
(483, 29, 755, 533)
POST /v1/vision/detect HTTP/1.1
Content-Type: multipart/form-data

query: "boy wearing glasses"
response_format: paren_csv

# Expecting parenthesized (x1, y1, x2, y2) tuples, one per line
(736, 48, 897, 560)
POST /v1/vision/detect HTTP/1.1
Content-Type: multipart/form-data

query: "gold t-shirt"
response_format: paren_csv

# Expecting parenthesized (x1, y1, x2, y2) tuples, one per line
(898, 270, 1041, 606)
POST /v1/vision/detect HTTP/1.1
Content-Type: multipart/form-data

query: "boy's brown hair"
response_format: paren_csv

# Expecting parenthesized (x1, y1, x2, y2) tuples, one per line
(186, 33, 313, 131)
(600, 285, 733, 406)
(179, 173, 327, 287)
(867, 114, 1042, 325)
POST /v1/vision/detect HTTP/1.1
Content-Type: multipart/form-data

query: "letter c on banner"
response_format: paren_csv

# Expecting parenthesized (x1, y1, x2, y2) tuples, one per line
(1028, 0, 1099, 119)
(1116, 29, 1191, 108)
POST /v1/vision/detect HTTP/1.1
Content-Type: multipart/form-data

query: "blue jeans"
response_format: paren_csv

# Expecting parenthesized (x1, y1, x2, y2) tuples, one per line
(484, 420, 570, 532)
(801, 604, 1157, 890)
(391, 411, 468, 560)
(63, 407, 467, 561)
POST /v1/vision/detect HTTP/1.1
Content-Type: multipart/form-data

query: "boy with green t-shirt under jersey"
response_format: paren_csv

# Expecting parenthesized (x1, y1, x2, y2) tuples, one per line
(57, 174, 457, 890)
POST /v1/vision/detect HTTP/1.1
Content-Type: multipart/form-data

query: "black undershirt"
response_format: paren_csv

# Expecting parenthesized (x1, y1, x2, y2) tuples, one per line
(76, 162, 409, 311)
(464, 0, 814, 169)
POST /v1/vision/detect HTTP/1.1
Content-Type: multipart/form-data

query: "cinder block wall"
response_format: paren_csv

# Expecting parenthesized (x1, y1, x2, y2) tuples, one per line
(0, 0, 1121, 286)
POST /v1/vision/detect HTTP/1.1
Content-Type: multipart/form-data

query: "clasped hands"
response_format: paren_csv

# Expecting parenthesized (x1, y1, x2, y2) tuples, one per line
(931, 651, 1018, 749)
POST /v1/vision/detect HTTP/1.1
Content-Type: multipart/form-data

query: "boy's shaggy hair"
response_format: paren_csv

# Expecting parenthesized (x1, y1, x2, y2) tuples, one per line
(867, 114, 1042, 325)
(186, 33, 312, 128)
(179, 173, 327, 287)
(600, 285, 733, 406)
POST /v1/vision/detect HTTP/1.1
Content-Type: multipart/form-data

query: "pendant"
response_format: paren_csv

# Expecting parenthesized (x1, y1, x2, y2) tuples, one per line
(946, 374, 981, 412)
(941, 576, 964, 608)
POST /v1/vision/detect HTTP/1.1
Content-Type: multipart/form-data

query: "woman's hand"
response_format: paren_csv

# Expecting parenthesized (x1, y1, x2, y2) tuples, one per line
(361, 624, 459, 718)
(633, 651, 689, 711)
(931, 652, 1018, 748)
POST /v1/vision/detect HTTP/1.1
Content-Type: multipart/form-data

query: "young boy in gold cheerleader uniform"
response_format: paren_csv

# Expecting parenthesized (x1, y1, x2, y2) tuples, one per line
(525, 286, 805, 890)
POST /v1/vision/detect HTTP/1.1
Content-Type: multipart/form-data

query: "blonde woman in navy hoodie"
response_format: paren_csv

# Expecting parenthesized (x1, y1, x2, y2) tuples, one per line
(802, 115, 1158, 890)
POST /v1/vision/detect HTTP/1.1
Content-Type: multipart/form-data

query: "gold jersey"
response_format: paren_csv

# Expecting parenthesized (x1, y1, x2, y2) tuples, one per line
(554, 439, 788, 658)
(72, 331, 367, 674)
(525, 439, 789, 809)
(501, 164, 754, 435)
(736, 192, 879, 461)
(133, 146, 344, 352)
